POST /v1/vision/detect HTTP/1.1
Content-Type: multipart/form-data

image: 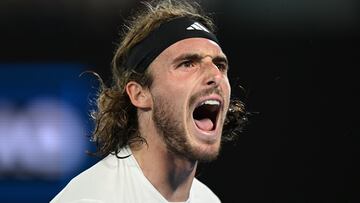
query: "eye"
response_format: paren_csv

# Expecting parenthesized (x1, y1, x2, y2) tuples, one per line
(179, 60, 195, 68)
(215, 62, 228, 71)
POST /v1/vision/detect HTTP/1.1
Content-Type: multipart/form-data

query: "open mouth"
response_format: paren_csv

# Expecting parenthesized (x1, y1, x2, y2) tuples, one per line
(193, 99, 221, 132)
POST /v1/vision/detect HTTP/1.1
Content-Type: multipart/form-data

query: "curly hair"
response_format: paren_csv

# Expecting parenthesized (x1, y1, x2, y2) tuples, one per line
(90, 0, 248, 158)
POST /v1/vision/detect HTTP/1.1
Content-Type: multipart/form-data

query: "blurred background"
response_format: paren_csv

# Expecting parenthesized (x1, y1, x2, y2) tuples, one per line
(0, 0, 359, 202)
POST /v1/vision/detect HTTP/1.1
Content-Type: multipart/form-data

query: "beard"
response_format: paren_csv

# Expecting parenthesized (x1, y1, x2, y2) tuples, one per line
(152, 91, 221, 162)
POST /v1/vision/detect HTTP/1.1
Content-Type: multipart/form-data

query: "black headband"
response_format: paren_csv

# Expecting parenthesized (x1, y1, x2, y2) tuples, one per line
(124, 17, 219, 72)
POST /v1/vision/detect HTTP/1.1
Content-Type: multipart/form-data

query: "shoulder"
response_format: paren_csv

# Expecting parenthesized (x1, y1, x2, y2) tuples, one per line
(51, 149, 134, 203)
(190, 178, 221, 203)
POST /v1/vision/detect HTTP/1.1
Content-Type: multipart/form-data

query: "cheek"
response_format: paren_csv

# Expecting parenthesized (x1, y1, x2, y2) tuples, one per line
(223, 78, 231, 96)
(223, 79, 231, 108)
(152, 79, 187, 105)
(163, 76, 192, 97)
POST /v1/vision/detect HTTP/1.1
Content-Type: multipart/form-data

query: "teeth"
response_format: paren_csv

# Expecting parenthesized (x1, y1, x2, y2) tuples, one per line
(201, 99, 220, 106)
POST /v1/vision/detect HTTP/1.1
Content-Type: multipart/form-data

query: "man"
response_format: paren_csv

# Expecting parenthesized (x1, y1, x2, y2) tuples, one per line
(51, 0, 247, 202)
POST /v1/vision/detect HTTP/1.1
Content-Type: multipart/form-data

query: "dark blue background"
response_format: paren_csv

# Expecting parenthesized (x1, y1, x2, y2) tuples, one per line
(0, 64, 99, 202)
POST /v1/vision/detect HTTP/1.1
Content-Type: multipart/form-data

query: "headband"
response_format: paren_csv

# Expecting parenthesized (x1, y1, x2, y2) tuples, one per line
(124, 17, 219, 72)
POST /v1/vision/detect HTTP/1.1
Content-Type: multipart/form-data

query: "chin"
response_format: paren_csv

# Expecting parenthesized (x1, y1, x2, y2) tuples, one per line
(187, 137, 222, 162)
(192, 147, 220, 163)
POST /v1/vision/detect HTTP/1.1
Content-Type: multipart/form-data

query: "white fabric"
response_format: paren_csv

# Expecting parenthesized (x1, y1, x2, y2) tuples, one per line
(50, 146, 221, 203)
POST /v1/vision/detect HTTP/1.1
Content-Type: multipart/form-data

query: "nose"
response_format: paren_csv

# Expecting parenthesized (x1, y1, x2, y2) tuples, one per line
(202, 57, 223, 87)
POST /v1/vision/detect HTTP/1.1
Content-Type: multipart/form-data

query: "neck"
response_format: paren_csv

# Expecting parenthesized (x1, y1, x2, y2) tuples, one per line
(131, 121, 197, 202)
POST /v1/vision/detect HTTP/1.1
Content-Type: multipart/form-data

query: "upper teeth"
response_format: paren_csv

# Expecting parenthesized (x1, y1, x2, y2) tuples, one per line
(200, 99, 220, 106)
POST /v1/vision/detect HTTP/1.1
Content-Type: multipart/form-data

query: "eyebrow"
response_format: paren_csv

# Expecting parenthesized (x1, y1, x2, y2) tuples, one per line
(172, 53, 228, 66)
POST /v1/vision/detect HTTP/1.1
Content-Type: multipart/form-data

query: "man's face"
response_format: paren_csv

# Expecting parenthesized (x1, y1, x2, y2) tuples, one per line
(148, 38, 231, 162)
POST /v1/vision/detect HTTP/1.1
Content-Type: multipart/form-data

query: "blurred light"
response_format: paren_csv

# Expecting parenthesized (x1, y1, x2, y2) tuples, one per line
(0, 98, 85, 178)
(0, 64, 94, 180)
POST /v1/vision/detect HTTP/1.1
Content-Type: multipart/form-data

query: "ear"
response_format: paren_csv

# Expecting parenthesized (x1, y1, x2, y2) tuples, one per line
(125, 81, 152, 109)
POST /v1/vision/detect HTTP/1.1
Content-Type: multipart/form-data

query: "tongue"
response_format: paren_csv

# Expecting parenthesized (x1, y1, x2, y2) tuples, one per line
(194, 118, 214, 131)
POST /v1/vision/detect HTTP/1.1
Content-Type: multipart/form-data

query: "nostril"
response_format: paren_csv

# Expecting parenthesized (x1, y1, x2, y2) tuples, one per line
(207, 80, 215, 86)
